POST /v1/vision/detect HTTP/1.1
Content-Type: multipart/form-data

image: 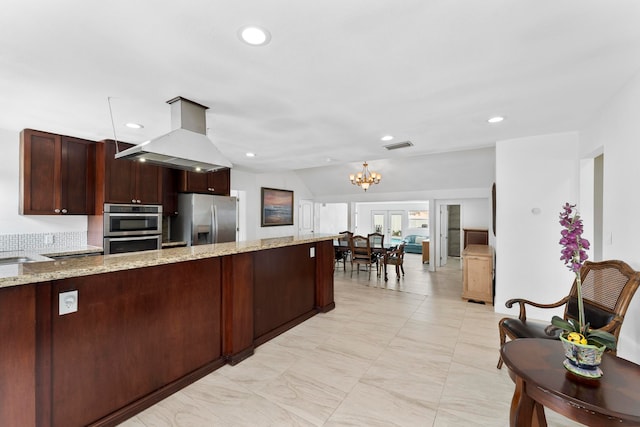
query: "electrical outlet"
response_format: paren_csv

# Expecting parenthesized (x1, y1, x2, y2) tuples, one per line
(44, 234, 54, 245)
(59, 290, 78, 315)
(310, 247, 315, 258)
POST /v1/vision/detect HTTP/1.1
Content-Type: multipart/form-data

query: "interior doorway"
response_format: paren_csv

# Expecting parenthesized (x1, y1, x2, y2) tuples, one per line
(438, 203, 461, 268)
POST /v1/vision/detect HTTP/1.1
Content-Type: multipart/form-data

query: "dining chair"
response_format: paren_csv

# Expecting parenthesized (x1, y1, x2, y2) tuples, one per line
(385, 242, 406, 280)
(496, 259, 640, 369)
(334, 231, 352, 271)
(350, 235, 377, 279)
(367, 232, 385, 276)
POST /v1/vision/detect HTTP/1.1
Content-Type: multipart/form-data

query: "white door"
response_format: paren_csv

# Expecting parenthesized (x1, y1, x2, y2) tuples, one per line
(299, 199, 314, 235)
(439, 205, 449, 267)
(371, 210, 404, 245)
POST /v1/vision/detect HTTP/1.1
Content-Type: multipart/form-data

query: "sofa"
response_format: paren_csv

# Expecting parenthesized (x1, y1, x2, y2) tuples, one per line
(402, 235, 428, 254)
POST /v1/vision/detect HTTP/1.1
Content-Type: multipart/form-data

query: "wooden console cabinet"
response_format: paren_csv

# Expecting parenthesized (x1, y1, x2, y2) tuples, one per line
(421, 240, 430, 263)
(463, 228, 489, 248)
(462, 244, 493, 305)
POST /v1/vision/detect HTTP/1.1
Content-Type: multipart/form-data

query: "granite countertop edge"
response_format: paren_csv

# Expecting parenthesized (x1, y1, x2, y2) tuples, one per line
(0, 235, 339, 289)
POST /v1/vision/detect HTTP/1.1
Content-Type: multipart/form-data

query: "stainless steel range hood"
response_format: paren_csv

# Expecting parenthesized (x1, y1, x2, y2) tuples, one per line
(114, 97, 232, 172)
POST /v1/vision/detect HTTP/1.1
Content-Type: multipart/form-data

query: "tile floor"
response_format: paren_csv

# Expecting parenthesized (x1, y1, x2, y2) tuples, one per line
(120, 254, 581, 426)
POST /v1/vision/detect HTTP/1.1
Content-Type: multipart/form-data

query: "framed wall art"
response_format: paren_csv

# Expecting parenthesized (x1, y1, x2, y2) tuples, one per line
(261, 187, 294, 227)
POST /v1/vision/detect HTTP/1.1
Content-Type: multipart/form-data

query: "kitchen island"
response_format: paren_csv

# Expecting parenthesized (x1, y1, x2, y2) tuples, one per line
(0, 235, 336, 427)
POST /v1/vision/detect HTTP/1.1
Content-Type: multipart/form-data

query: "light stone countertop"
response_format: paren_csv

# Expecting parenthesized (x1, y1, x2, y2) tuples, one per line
(0, 234, 338, 289)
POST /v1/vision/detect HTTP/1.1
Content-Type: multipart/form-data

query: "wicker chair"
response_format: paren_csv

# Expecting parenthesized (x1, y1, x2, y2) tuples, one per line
(497, 260, 640, 369)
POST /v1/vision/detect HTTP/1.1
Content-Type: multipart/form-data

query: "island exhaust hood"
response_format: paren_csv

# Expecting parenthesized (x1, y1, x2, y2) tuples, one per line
(114, 96, 232, 172)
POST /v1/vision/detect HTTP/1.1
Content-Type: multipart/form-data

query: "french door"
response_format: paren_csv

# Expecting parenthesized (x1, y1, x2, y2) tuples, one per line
(371, 210, 404, 245)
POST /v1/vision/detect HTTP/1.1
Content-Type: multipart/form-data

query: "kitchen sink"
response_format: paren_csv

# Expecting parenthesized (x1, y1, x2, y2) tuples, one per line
(0, 254, 52, 265)
(0, 256, 36, 265)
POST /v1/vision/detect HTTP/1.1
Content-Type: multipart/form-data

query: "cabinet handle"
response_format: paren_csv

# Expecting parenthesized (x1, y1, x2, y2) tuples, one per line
(61, 209, 68, 214)
(208, 187, 214, 192)
(131, 199, 136, 203)
(54, 209, 60, 213)
(137, 200, 141, 204)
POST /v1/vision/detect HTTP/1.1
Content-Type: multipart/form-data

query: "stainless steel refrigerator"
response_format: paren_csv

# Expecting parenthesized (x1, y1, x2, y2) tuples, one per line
(173, 194, 237, 245)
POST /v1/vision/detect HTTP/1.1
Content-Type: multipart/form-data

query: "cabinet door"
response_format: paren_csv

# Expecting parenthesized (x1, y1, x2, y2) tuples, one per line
(178, 169, 230, 195)
(179, 170, 209, 193)
(209, 169, 230, 196)
(20, 130, 95, 215)
(60, 136, 95, 214)
(20, 129, 60, 214)
(103, 141, 137, 204)
(135, 162, 163, 204)
(162, 168, 179, 216)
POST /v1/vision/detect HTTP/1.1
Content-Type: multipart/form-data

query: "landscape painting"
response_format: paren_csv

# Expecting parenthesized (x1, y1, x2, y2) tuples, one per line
(261, 187, 294, 226)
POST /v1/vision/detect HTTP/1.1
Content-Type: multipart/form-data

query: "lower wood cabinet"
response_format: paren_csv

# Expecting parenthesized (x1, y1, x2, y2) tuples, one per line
(0, 240, 335, 427)
(46, 259, 222, 427)
(462, 244, 494, 305)
(0, 285, 36, 427)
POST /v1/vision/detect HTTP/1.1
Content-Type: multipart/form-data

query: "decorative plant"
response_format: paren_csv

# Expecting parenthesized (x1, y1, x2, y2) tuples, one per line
(551, 203, 617, 350)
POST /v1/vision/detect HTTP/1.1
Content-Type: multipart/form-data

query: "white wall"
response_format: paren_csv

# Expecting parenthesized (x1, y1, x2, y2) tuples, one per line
(315, 203, 348, 234)
(495, 132, 581, 322)
(581, 69, 640, 362)
(230, 168, 314, 241)
(0, 128, 88, 236)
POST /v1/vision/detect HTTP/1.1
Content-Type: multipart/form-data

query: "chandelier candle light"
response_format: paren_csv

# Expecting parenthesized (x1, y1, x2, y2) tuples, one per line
(349, 161, 381, 191)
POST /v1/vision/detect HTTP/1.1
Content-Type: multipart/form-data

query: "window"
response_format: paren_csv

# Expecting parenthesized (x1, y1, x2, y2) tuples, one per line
(408, 210, 428, 229)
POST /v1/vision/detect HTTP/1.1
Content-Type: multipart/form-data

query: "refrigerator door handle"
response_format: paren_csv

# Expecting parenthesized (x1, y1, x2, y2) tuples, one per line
(212, 204, 218, 243)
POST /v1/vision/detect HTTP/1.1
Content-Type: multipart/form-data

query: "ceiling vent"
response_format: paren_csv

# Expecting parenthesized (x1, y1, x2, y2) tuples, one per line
(383, 140, 413, 151)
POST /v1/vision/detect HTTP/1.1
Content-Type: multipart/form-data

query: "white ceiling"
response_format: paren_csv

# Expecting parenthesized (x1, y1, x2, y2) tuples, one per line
(1, 1, 640, 175)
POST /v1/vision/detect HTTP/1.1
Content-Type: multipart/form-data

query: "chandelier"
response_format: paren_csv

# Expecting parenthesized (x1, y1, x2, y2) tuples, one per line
(349, 161, 381, 191)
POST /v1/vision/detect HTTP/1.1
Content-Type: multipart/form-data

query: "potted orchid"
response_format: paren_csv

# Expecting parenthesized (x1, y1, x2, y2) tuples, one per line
(551, 203, 616, 377)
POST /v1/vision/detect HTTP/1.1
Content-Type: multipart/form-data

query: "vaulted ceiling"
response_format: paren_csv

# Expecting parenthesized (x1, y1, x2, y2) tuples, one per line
(1, 1, 639, 182)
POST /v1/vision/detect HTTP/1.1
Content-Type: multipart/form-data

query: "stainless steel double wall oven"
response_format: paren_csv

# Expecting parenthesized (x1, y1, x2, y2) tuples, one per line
(103, 203, 162, 254)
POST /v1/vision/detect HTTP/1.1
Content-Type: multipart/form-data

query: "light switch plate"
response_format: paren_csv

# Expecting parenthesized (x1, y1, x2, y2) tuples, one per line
(59, 290, 78, 315)
(310, 247, 315, 258)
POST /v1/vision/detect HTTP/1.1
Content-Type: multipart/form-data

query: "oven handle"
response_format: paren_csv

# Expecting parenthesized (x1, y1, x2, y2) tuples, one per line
(105, 235, 161, 242)
(105, 213, 162, 217)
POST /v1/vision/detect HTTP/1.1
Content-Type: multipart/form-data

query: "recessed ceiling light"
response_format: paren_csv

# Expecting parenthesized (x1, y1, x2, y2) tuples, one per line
(139, 158, 146, 162)
(246, 152, 256, 157)
(238, 26, 271, 46)
(487, 116, 505, 124)
(125, 123, 144, 129)
(326, 157, 333, 162)
(381, 135, 394, 141)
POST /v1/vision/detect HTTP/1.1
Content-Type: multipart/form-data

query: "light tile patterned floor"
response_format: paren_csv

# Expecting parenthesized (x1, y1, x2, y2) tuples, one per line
(120, 254, 581, 426)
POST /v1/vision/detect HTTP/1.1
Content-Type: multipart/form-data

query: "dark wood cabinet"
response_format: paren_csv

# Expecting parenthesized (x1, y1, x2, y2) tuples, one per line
(178, 168, 230, 196)
(95, 140, 163, 209)
(463, 228, 489, 248)
(162, 168, 180, 216)
(20, 129, 95, 215)
(0, 238, 335, 427)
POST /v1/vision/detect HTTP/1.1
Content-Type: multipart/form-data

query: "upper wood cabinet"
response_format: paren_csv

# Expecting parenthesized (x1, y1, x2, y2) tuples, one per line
(95, 140, 163, 209)
(20, 129, 95, 215)
(178, 169, 230, 196)
(162, 168, 179, 216)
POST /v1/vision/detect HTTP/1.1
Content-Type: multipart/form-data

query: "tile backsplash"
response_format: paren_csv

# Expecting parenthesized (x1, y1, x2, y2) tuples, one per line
(0, 231, 87, 252)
